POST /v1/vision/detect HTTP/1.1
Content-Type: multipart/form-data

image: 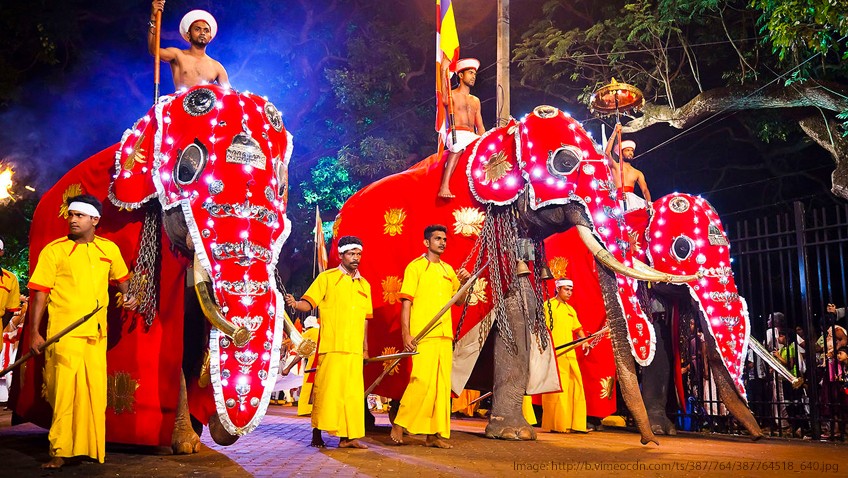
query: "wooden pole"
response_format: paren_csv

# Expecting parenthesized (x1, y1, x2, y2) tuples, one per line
(364, 259, 490, 396)
(496, 0, 510, 126)
(153, 10, 162, 103)
(0, 304, 103, 377)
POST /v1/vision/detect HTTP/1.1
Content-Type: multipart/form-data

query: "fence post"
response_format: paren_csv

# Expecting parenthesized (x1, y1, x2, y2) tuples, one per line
(793, 201, 819, 439)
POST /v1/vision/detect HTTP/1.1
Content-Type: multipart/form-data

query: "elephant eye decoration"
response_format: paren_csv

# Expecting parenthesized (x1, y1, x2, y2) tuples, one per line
(670, 234, 695, 262)
(274, 157, 287, 198)
(547, 144, 582, 178)
(174, 139, 209, 185)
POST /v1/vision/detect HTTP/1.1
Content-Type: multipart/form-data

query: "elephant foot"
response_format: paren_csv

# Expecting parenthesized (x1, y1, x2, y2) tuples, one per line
(484, 415, 536, 441)
(171, 420, 201, 455)
(649, 415, 677, 436)
(208, 413, 240, 446)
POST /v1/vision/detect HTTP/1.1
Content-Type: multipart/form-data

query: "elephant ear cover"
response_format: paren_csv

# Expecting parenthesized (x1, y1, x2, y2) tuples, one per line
(466, 119, 523, 205)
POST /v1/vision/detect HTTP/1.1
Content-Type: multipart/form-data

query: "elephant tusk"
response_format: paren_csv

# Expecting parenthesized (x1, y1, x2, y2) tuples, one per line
(282, 312, 317, 358)
(631, 257, 702, 283)
(576, 225, 698, 284)
(192, 255, 252, 347)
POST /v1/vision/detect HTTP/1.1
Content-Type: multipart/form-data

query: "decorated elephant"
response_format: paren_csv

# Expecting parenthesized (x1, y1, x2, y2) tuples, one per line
(12, 84, 294, 452)
(331, 105, 711, 445)
(626, 194, 759, 436)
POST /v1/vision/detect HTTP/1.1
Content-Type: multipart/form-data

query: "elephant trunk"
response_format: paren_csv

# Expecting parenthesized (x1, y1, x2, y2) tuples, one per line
(701, 318, 765, 440)
(597, 263, 659, 445)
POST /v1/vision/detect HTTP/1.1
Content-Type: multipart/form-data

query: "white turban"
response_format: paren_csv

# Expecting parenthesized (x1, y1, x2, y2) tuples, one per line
(338, 243, 363, 254)
(555, 279, 573, 288)
(452, 58, 480, 77)
(68, 201, 101, 218)
(621, 140, 636, 151)
(180, 10, 218, 42)
(0, 239, 4, 250)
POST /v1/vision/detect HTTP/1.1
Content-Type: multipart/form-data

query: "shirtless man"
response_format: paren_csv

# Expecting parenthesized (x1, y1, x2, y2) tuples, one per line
(605, 123, 651, 211)
(148, 1, 229, 90)
(437, 58, 485, 199)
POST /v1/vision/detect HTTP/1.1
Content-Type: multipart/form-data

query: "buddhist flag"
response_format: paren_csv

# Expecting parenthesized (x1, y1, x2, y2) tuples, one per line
(436, 0, 460, 147)
(314, 205, 328, 277)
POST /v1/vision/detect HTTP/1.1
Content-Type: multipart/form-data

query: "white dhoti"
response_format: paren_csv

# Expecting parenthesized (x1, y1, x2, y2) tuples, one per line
(446, 130, 480, 153)
(622, 192, 647, 210)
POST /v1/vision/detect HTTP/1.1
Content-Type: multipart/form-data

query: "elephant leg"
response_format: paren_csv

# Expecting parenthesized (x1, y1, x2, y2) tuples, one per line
(485, 278, 536, 441)
(597, 266, 658, 445)
(701, 324, 764, 440)
(641, 317, 677, 436)
(171, 370, 202, 454)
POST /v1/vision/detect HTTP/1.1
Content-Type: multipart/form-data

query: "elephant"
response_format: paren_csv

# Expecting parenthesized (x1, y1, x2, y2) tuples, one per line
(626, 194, 762, 437)
(331, 105, 703, 445)
(12, 84, 296, 452)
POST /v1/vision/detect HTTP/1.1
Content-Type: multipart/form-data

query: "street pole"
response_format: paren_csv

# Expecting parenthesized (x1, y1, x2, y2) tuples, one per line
(496, 0, 510, 126)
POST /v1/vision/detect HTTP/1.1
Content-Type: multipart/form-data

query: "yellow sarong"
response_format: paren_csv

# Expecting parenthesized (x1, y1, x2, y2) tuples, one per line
(311, 352, 364, 439)
(452, 389, 480, 417)
(43, 336, 107, 462)
(522, 395, 537, 426)
(541, 357, 586, 432)
(394, 337, 452, 438)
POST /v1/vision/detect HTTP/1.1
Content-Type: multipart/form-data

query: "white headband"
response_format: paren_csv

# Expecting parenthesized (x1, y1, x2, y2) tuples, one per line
(555, 279, 573, 288)
(0, 239, 4, 250)
(68, 201, 101, 218)
(621, 140, 636, 151)
(338, 243, 363, 254)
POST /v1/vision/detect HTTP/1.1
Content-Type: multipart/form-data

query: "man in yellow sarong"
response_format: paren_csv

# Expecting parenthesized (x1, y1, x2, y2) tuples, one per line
(541, 278, 589, 433)
(28, 195, 137, 469)
(391, 224, 470, 448)
(0, 238, 22, 328)
(285, 236, 371, 449)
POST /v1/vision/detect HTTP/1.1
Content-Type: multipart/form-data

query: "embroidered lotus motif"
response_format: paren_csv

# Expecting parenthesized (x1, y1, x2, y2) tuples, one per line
(107, 372, 140, 414)
(59, 183, 84, 218)
(383, 208, 407, 236)
(452, 207, 485, 237)
(381, 346, 402, 375)
(467, 277, 488, 306)
(381, 276, 402, 304)
(549, 256, 569, 280)
(600, 376, 615, 400)
(123, 134, 147, 171)
(483, 150, 512, 184)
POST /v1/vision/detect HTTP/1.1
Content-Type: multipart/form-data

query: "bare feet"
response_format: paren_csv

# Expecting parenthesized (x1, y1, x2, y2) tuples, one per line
(437, 189, 455, 199)
(42, 457, 64, 469)
(390, 423, 405, 445)
(339, 438, 368, 449)
(425, 435, 453, 449)
(310, 428, 326, 448)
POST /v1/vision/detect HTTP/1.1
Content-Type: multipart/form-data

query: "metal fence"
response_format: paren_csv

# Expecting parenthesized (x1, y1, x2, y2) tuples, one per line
(674, 201, 848, 440)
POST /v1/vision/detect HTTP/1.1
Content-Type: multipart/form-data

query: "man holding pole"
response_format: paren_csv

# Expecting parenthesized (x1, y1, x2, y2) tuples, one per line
(0, 239, 22, 328)
(284, 236, 372, 449)
(605, 124, 652, 211)
(28, 195, 137, 469)
(148, 1, 229, 91)
(391, 224, 471, 447)
(437, 58, 485, 199)
(541, 278, 589, 433)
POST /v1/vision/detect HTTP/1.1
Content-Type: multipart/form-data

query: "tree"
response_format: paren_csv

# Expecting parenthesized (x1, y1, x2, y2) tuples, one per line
(514, 0, 848, 203)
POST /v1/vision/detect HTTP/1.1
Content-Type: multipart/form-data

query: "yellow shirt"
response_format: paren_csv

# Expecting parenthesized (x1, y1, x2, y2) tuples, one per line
(0, 268, 21, 317)
(28, 236, 130, 338)
(399, 256, 460, 338)
(544, 298, 583, 361)
(303, 266, 372, 354)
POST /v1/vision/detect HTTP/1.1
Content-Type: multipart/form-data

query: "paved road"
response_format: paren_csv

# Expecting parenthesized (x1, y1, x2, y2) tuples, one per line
(1, 405, 845, 477)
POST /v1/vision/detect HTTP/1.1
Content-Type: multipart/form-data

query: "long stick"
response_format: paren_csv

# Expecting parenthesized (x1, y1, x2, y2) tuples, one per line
(364, 258, 490, 396)
(468, 391, 492, 406)
(153, 10, 162, 103)
(555, 326, 609, 354)
(303, 351, 419, 374)
(447, 72, 457, 144)
(0, 304, 103, 377)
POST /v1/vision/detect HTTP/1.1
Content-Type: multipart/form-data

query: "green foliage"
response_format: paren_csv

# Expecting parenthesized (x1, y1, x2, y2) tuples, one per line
(298, 156, 361, 213)
(750, 0, 848, 61)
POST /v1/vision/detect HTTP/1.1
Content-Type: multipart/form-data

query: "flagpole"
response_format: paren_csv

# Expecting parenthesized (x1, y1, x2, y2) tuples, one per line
(153, 10, 162, 104)
(313, 205, 318, 279)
